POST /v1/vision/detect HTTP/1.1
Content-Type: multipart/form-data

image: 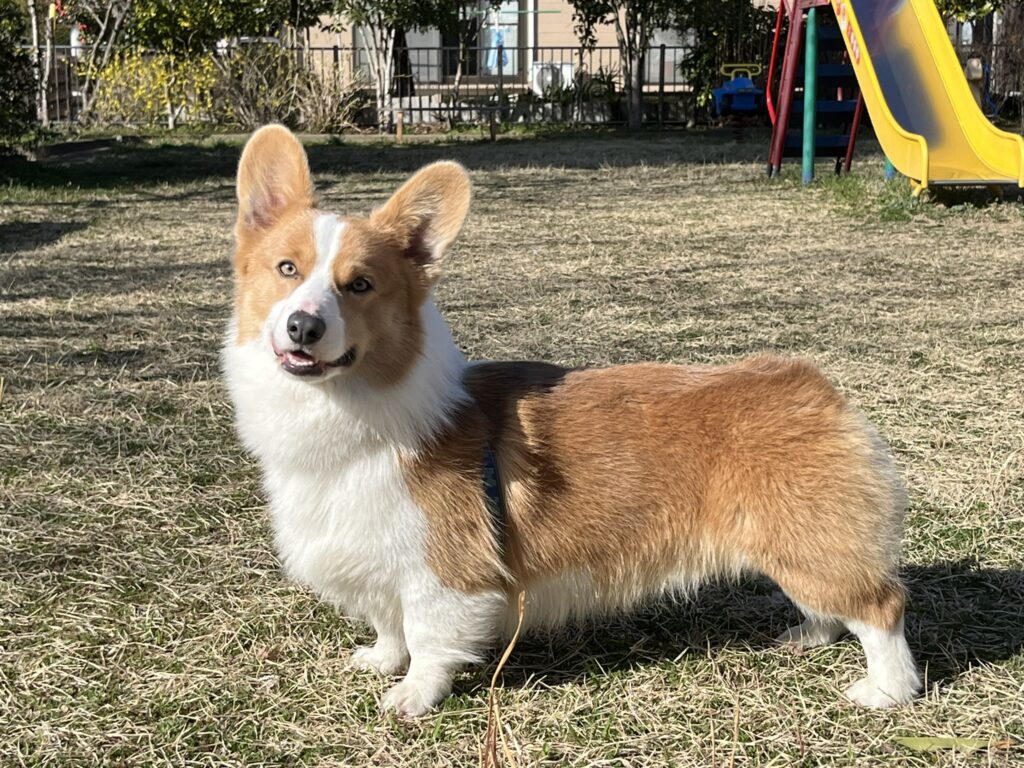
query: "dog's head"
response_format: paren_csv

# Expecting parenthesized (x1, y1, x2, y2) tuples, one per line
(230, 125, 471, 385)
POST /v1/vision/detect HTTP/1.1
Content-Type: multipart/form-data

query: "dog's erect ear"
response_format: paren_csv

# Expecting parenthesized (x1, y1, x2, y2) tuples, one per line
(236, 125, 313, 238)
(370, 161, 471, 283)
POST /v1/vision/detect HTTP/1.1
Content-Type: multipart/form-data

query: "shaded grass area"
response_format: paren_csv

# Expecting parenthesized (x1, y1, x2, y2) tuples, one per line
(2, 131, 1023, 766)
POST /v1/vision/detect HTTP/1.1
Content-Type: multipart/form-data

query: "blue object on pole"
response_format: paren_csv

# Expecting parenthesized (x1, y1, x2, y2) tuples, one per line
(711, 76, 765, 117)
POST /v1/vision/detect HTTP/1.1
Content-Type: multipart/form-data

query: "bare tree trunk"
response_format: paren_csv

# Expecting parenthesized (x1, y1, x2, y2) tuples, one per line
(165, 57, 177, 130)
(40, 7, 53, 125)
(627, 54, 643, 129)
(451, 30, 471, 129)
(612, 8, 639, 129)
(380, 31, 395, 132)
(449, 6, 473, 129)
(359, 18, 396, 133)
(450, 55, 463, 128)
(574, 45, 586, 124)
(77, 0, 132, 120)
(614, 3, 647, 130)
(26, 0, 46, 123)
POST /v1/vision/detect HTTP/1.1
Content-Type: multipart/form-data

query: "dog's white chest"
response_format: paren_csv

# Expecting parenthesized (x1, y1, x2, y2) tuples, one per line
(224, 343, 431, 616)
(262, 448, 426, 615)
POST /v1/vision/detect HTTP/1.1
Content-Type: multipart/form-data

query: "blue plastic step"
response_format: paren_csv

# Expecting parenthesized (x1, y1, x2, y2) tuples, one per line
(787, 99, 859, 128)
(795, 63, 856, 85)
(783, 133, 851, 157)
(817, 24, 842, 41)
(791, 100, 858, 115)
(815, 25, 847, 51)
(794, 99, 858, 124)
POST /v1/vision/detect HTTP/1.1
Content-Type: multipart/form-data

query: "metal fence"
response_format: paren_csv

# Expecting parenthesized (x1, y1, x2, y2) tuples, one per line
(346, 44, 693, 126)
(954, 42, 1024, 120)
(38, 39, 1023, 129)
(35, 43, 697, 128)
(35, 48, 83, 125)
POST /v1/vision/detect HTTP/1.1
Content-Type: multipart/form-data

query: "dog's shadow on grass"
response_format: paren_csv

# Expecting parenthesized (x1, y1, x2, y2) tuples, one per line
(902, 561, 1024, 684)
(0, 220, 89, 254)
(484, 560, 1023, 691)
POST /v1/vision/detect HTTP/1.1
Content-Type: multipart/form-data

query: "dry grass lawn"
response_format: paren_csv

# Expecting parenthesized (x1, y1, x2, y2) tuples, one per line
(2, 131, 1023, 766)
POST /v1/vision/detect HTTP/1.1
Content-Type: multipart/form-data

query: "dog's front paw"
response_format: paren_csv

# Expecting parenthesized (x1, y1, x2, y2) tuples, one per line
(351, 644, 408, 676)
(381, 677, 447, 717)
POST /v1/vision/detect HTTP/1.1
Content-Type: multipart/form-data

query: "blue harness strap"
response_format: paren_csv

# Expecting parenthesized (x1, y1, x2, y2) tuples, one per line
(481, 442, 507, 554)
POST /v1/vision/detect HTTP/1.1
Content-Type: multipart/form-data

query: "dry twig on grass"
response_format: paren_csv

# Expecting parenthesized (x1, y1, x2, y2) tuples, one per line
(481, 591, 526, 768)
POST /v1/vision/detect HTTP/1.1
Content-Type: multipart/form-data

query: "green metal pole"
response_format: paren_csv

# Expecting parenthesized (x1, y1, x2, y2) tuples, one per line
(802, 7, 818, 185)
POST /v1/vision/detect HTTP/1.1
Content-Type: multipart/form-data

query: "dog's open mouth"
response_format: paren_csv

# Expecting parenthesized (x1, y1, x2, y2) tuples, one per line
(277, 347, 356, 377)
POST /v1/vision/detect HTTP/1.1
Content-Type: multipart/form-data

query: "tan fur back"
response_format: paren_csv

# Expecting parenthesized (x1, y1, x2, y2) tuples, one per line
(404, 355, 906, 629)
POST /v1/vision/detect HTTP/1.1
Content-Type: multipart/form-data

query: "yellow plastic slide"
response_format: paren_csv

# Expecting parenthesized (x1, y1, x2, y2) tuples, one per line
(831, 0, 1024, 191)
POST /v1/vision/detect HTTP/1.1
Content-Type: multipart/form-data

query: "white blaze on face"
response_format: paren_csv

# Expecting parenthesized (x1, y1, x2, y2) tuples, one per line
(266, 214, 349, 362)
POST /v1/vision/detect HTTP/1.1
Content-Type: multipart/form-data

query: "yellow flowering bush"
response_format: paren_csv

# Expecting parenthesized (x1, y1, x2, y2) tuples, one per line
(90, 45, 367, 131)
(92, 50, 217, 128)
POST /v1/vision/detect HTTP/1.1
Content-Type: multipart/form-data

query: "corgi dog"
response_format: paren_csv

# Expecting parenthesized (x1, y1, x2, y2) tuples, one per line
(224, 125, 922, 716)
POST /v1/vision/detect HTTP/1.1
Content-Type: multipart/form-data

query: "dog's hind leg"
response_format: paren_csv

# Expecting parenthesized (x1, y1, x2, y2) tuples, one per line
(844, 610, 921, 708)
(775, 609, 845, 649)
(773, 569, 921, 707)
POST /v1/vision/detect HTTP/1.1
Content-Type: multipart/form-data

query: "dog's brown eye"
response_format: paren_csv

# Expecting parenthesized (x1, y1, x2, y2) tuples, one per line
(277, 261, 298, 278)
(349, 277, 372, 294)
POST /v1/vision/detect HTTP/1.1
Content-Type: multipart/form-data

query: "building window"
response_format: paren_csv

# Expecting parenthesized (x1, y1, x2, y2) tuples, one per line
(441, 5, 480, 78)
(440, 0, 523, 80)
(480, 1, 520, 77)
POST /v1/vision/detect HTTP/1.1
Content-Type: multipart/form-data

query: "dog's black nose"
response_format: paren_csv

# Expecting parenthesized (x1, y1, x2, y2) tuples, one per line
(286, 311, 325, 346)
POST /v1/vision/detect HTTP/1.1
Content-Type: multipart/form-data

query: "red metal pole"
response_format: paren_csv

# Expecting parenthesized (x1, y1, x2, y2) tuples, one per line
(769, 3, 805, 176)
(843, 92, 865, 173)
(766, 3, 785, 125)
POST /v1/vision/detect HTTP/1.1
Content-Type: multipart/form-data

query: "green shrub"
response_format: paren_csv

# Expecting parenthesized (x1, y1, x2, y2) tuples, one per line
(0, 0, 36, 147)
(211, 44, 304, 129)
(211, 44, 366, 132)
(675, 0, 775, 109)
(297, 62, 367, 133)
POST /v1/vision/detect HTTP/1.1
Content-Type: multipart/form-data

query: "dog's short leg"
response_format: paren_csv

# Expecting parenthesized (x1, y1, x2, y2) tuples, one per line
(775, 615, 845, 649)
(381, 586, 505, 717)
(844, 615, 921, 707)
(766, 557, 920, 707)
(351, 609, 409, 676)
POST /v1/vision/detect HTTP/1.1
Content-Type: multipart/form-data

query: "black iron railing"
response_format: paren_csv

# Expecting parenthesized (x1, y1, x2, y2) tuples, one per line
(30, 43, 698, 127)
